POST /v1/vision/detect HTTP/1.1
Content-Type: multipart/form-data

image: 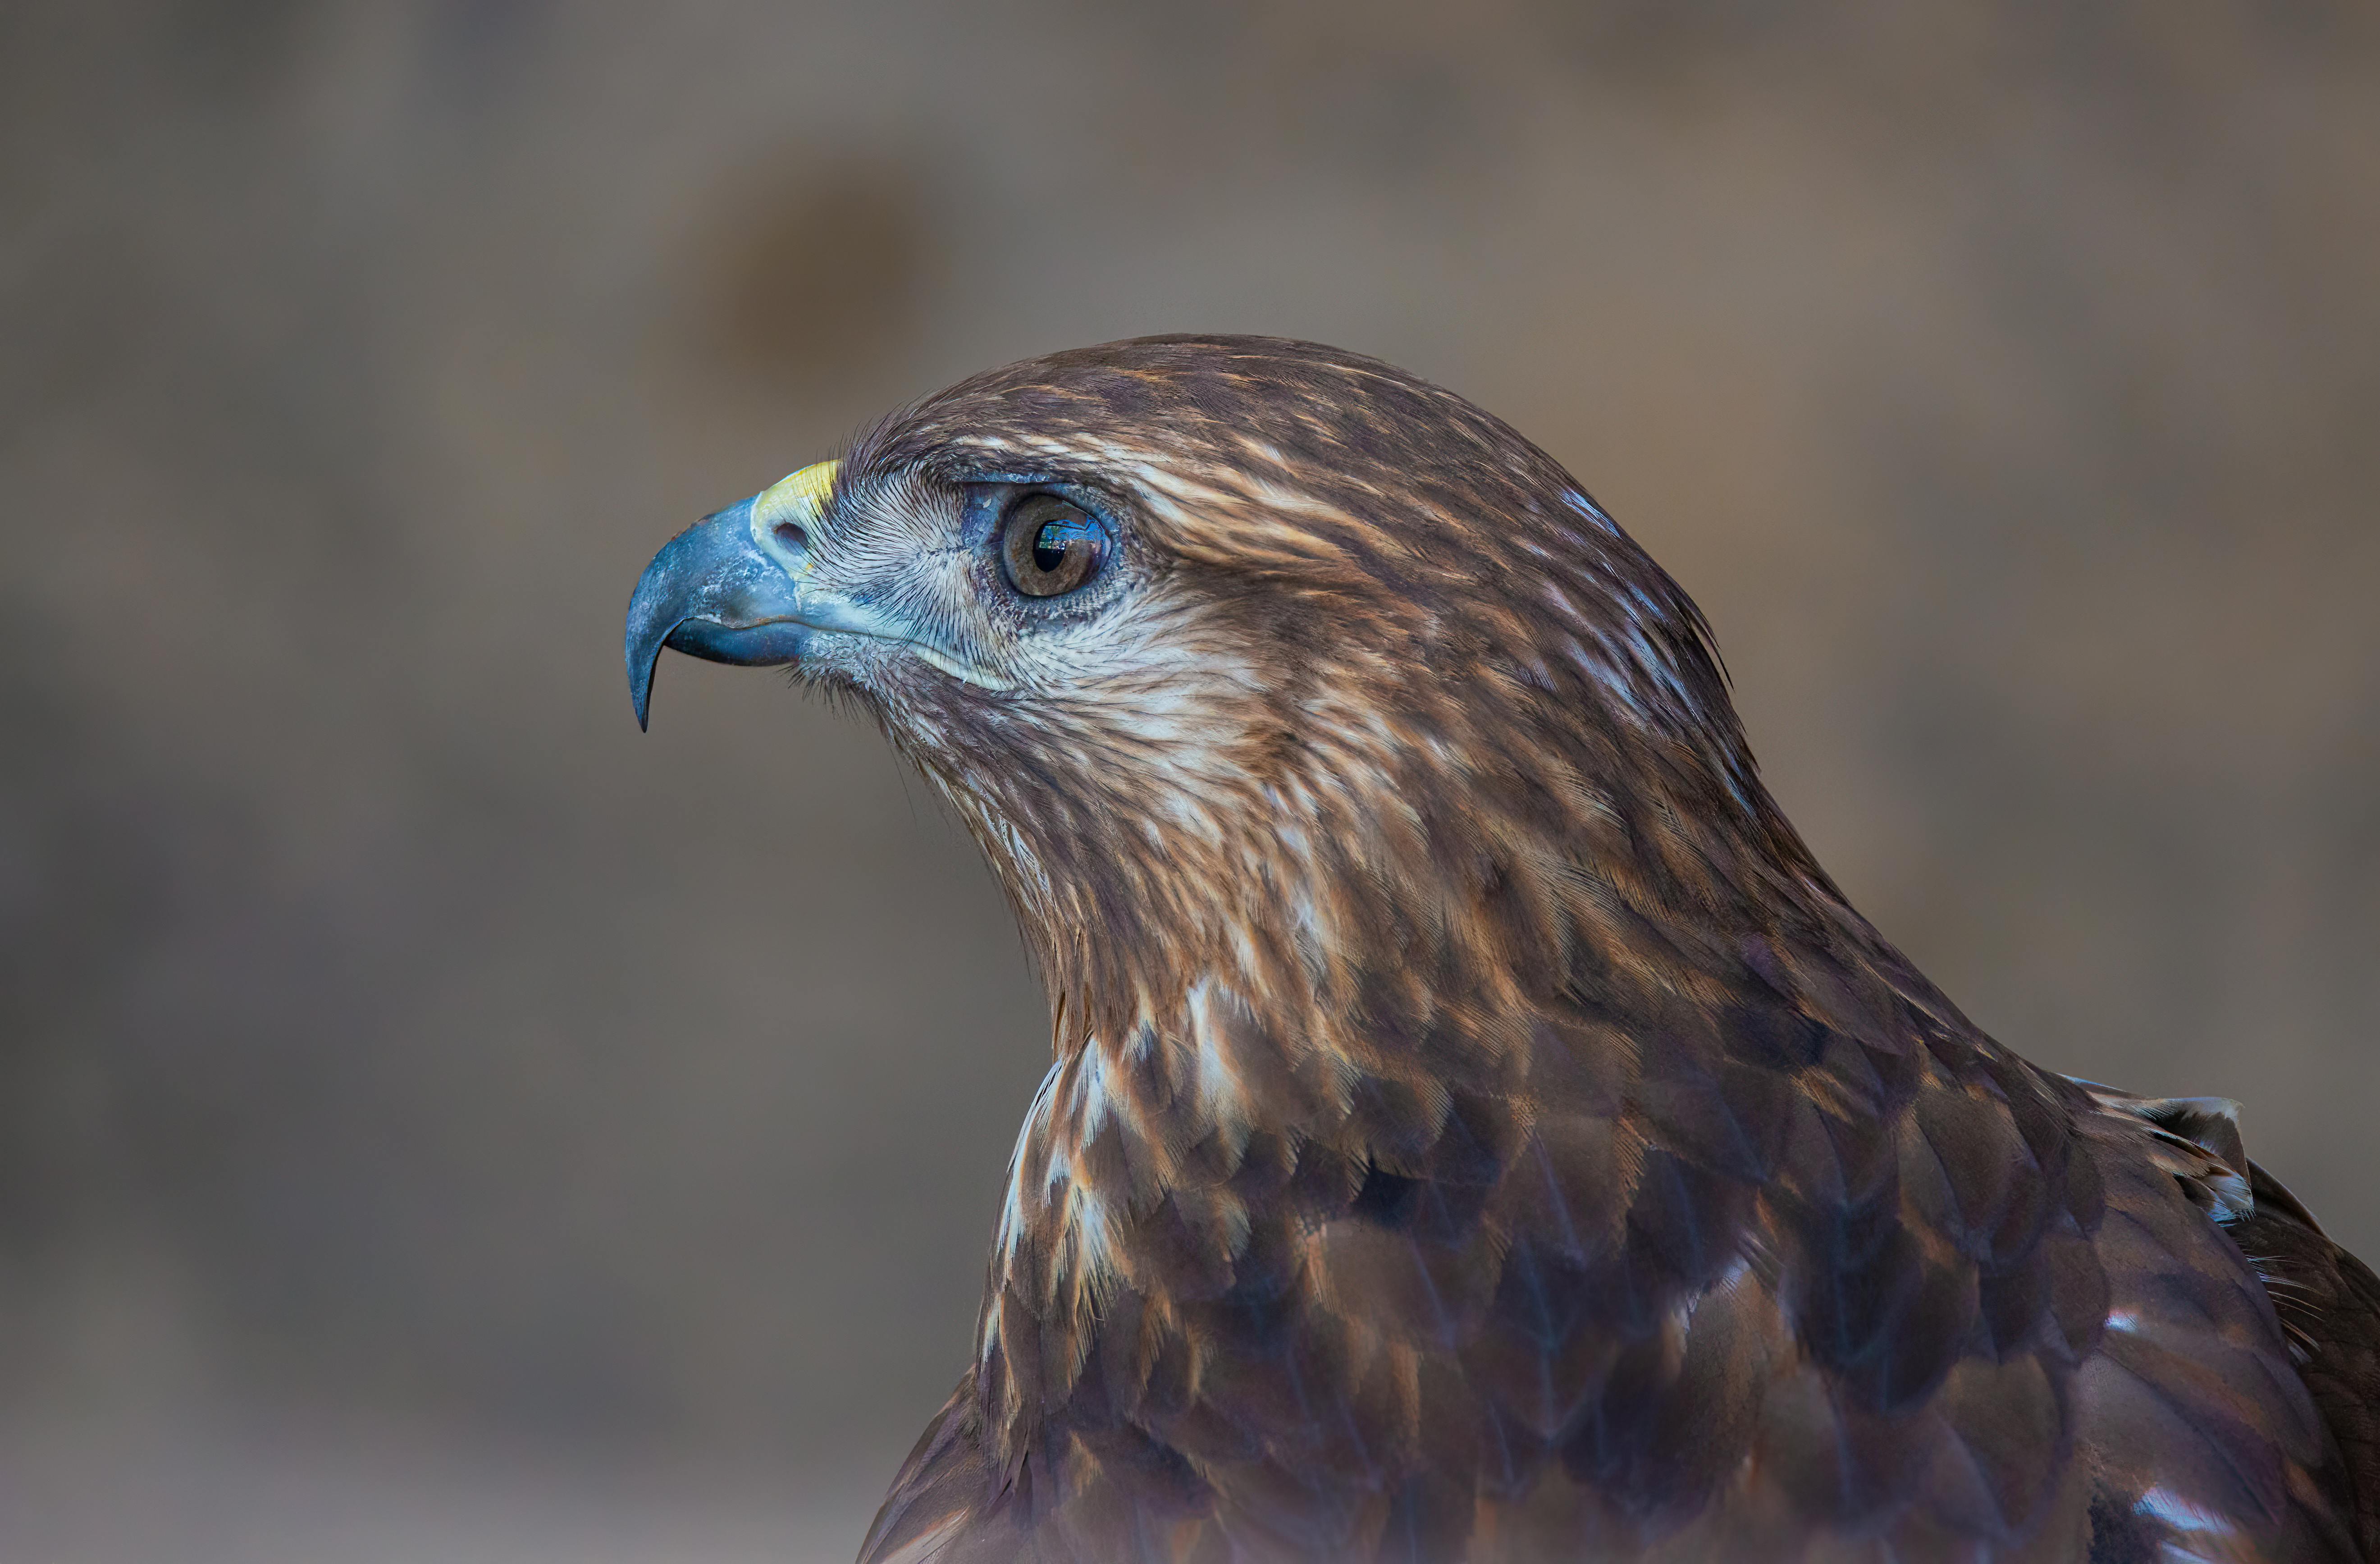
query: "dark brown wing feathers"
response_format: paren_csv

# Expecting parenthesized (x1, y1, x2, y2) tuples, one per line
(2234, 1161, 2380, 1558)
(864, 940, 2370, 1560)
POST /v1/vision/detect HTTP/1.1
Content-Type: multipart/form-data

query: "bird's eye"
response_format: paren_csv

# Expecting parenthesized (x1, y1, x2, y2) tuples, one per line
(999, 493, 1110, 599)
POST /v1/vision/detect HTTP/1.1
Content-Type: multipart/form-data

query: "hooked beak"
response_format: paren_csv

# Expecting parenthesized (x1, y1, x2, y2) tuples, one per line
(625, 461, 848, 729)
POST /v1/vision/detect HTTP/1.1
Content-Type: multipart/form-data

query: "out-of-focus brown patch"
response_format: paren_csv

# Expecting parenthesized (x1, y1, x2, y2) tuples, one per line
(687, 152, 933, 393)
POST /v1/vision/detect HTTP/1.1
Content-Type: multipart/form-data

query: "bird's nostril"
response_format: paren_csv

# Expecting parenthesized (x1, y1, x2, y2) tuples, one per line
(774, 521, 808, 552)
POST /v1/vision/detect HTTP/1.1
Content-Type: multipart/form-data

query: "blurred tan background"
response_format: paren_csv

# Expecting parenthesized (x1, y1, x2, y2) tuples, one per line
(2, 2, 2375, 1559)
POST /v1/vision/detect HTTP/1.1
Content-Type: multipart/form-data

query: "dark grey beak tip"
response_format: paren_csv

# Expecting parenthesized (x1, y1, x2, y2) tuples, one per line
(629, 644, 661, 731)
(625, 558, 693, 733)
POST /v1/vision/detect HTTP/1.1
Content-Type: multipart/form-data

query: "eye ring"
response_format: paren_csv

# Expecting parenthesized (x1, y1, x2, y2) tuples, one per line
(998, 493, 1110, 599)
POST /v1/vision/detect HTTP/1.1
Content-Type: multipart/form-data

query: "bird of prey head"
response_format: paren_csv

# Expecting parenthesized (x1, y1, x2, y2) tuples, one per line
(628, 337, 2378, 1563)
(629, 338, 1822, 1047)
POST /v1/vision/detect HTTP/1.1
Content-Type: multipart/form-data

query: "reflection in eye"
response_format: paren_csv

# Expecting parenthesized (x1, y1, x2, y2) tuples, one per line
(1000, 494, 1110, 599)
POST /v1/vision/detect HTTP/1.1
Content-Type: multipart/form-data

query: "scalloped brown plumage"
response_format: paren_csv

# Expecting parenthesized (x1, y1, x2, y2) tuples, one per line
(632, 337, 2376, 1563)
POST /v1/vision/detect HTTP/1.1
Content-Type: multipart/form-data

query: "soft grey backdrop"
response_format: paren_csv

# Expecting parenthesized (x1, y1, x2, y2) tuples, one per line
(3, 3, 2375, 1560)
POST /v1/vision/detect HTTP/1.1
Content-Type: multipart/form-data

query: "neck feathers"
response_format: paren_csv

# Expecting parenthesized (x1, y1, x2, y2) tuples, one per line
(969, 737, 1899, 1468)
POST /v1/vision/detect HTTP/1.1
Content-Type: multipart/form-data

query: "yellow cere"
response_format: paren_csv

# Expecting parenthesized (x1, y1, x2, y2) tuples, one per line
(749, 459, 840, 577)
(753, 459, 841, 526)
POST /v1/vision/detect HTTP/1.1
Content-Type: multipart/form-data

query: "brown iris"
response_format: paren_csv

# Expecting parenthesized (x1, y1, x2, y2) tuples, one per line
(999, 493, 1109, 599)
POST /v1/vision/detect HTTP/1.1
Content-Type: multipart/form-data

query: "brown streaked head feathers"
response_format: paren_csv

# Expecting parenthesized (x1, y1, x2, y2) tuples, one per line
(626, 335, 2379, 1563)
(832, 338, 1830, 1043)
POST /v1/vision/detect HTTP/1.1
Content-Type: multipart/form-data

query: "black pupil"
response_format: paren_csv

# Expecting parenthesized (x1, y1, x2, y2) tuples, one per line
(1032, 524, 1073, 574)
